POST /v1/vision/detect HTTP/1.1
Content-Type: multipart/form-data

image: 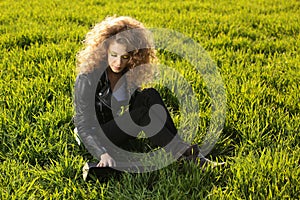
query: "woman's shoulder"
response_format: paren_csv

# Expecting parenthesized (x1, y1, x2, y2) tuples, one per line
(76, 68, 106, 84)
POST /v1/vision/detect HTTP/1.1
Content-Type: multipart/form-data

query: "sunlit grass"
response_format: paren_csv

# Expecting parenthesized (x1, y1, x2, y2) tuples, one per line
(1, 0, 299, 199)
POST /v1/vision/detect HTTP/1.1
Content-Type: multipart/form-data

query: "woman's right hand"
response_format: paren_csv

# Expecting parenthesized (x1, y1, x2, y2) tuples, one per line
(97, 153, 116, 167)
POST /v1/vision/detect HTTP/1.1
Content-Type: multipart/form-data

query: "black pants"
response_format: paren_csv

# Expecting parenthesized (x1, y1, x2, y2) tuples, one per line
(100, 88, 190, 157)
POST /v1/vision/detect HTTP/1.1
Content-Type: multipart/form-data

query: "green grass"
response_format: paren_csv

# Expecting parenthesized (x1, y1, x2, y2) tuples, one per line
(1, 0, 299, 199)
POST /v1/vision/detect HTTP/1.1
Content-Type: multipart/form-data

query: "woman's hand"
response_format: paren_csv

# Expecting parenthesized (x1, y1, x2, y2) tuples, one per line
(97, 153, 116, 167)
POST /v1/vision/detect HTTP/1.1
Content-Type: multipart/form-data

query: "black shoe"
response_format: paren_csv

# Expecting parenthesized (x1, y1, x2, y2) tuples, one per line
(196, 154, 226, 170)
(182, 144, 200, 159)
(181, 144, 225, 170)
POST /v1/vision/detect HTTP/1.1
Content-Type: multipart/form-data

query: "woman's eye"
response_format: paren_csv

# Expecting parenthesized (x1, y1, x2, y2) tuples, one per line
(110, 53, 117, 57)
(121, 55, 130, 59)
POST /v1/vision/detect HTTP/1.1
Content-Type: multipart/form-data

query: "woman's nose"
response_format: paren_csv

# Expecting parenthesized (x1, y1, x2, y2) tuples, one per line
(114, 56, 122, 65)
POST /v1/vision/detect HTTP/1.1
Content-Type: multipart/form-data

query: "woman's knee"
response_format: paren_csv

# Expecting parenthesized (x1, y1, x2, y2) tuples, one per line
(141, 88, 160, 97)
(141, 88, 165, 107)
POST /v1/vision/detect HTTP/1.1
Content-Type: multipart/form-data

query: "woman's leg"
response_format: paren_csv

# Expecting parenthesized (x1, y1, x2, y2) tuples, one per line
(100, 88, 194, 157)
(129, 88, 191, 156)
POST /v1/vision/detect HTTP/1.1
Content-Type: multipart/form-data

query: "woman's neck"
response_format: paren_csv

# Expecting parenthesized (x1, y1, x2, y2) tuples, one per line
(107, 67, 123, 91)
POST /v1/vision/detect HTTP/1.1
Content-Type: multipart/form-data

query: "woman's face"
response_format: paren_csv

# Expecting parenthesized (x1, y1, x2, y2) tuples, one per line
(107, 41, 130, 73)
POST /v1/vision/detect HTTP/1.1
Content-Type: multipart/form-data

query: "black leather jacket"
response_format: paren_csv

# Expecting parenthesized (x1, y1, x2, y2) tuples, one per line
(74, 67, 138, 159)
(95, 70, 131, 124)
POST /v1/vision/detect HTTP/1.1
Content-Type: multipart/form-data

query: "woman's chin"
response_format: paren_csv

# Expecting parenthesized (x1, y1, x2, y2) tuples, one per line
(109, 67, 123, 74)
(112, 69, 122, 74)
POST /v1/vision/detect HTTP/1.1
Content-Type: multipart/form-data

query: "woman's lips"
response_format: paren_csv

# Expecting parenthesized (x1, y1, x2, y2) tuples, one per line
(112, 66, 121, 71)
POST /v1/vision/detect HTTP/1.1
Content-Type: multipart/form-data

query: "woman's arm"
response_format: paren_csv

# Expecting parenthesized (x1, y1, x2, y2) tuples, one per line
(74, 73, 108, 160)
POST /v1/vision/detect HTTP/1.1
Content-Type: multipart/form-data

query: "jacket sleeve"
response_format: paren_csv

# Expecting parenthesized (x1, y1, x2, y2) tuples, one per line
(74, 73, 107, 160)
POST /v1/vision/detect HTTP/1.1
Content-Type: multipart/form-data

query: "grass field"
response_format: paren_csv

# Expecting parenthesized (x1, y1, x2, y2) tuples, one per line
(1, 0, 299, 199)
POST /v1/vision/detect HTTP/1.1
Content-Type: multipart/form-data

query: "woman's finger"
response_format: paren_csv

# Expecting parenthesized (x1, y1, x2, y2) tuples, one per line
(112, 159, 116, 167)
(97, 161, 105, 167)
(108, 160, 113, 167)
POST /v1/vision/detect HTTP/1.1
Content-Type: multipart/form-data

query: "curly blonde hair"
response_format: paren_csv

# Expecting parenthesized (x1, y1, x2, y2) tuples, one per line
(76, 16, 157, 87)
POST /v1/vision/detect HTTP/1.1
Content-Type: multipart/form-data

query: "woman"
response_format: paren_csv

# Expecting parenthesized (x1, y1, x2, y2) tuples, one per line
(74, 16, 207, 169)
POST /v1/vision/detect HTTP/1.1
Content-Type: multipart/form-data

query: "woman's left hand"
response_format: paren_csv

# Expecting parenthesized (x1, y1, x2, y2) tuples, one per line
(97, 153, 116, 167)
